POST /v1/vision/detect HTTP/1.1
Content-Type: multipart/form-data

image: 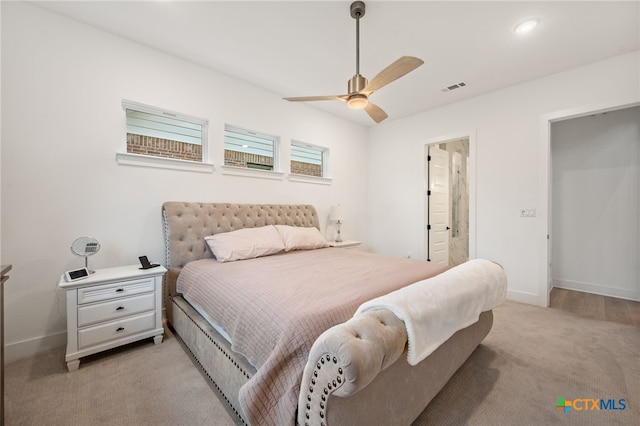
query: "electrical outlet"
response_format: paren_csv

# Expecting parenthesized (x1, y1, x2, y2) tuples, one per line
(520, 208, 536, 217)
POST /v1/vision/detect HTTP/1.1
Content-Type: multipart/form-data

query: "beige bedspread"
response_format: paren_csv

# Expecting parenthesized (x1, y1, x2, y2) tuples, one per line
(177, 248, 447, 426)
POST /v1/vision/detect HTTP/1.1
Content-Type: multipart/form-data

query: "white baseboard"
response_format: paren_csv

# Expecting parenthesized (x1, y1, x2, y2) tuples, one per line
(506, 289, 540, 306)
(4, 330, 66, 363)
(552, 278, 640, 302)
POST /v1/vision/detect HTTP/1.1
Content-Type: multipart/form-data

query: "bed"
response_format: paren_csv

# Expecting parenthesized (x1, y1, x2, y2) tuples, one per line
(161, 202, 506, 426)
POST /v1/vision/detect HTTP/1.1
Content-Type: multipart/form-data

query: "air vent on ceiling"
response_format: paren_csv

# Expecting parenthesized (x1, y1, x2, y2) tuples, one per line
(441, 81, 467, 92)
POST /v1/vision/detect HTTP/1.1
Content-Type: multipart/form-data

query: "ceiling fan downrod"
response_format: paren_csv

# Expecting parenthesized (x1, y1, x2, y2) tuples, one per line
(349, 1, 368, 94)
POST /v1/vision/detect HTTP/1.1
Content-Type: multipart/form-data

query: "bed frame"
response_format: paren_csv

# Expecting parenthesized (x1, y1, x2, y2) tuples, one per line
(162, 202, 493, 425)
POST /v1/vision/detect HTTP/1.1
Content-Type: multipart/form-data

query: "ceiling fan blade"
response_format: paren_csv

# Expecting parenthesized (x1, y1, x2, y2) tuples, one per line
(363, 56, 424, 94)
(283, 95, 348, 102)
(364, 102, 388, 123)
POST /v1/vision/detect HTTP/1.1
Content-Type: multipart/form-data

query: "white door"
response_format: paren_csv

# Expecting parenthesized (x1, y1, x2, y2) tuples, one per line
(427, 146, 450, 264)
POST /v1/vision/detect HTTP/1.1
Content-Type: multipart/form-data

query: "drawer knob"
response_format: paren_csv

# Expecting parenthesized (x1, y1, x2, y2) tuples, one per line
(116, 327, 125, 332)
(115, 288, 124, 293)
(116, 306, 125, 311)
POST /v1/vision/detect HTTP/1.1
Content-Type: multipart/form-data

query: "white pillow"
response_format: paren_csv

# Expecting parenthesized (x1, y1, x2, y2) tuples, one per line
(275, 225, 329, 251)
(204, 226, 285, 262)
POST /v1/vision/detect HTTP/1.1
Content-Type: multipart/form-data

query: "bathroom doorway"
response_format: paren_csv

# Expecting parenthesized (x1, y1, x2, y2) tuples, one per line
(425, 138, 470, 267)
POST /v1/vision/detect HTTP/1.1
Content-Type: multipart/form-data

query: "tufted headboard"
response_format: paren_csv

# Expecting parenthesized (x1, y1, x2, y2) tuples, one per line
(162, 202, 320, 270)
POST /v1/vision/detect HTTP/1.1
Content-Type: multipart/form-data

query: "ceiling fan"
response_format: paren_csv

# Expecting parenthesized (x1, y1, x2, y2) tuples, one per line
(283, 1, 424, 124)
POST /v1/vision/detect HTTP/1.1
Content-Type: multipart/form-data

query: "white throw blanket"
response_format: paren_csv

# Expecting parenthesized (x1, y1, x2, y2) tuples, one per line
(355, 258, 507, 365)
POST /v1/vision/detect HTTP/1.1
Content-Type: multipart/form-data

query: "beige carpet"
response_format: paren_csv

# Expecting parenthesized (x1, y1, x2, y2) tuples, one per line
(5, 332, 236, 426)
(413, 301, 639, 425)
(5, 300, 639, 425)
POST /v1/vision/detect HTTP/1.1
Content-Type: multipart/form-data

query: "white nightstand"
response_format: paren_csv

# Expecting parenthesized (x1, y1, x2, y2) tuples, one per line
(59, 264, 166, 372)
(329, 240, 361, 249)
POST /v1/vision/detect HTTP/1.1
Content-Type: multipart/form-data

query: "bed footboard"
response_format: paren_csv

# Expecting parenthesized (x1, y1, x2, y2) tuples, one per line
(298, 310, 494, 426)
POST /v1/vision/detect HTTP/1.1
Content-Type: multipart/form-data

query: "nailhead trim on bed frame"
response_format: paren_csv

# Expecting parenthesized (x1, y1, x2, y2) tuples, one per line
(303, 353, 345, 426)
(171, 328, 247, 425)
(162, 208, 171, 313)
(174, 300, 252, 379)
(172, 299, 249, 425)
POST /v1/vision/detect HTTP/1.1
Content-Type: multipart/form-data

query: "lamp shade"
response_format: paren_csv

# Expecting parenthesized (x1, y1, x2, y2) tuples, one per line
(329, 204, 346, 221)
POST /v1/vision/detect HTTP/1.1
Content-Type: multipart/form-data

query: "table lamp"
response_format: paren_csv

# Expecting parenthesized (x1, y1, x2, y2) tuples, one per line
(329, 204, 346, 243)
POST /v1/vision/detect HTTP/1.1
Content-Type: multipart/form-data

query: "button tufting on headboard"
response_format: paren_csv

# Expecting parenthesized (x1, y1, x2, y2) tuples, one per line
(161, 202, 320, 270)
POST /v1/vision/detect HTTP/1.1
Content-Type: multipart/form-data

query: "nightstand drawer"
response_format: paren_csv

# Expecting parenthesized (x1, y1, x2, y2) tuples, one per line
(78, 311, 156, 349)
(77, 293, 155, 327)
(77, 278, 154, 305)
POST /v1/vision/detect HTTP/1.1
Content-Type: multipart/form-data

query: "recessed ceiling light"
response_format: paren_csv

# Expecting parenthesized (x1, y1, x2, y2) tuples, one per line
(514, 18, 539, 34)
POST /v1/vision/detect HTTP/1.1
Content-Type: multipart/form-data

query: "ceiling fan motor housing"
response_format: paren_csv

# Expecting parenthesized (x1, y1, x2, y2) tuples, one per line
(348, 74, 368, 94)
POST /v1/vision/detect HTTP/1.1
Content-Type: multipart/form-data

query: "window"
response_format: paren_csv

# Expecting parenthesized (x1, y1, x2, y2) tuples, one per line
(291, 140, 328, 178)
(224, 124, 280, 172)
(122, 100, 207, 163)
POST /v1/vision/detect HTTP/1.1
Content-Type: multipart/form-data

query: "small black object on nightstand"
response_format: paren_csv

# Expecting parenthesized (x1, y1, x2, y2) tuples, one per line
(138, 256, 160, 270)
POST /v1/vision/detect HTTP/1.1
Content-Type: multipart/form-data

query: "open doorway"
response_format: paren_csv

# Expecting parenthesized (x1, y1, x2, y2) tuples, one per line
(550, 106, 639, 302)
(425, 138, 470, 267)
(538, 100, 640, 307)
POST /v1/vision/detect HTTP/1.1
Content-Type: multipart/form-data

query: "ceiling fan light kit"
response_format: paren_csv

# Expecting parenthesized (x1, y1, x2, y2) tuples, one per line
(347, 94, 368, 109)
(283, 1, 423, 123)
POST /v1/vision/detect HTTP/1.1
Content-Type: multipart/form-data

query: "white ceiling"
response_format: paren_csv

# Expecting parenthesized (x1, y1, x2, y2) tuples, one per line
(32, 1, 639, 127)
